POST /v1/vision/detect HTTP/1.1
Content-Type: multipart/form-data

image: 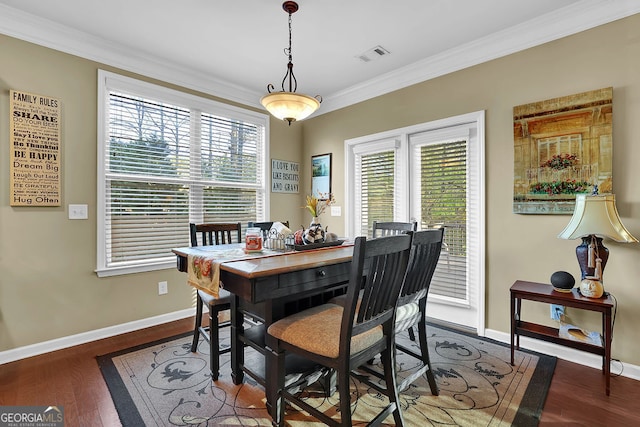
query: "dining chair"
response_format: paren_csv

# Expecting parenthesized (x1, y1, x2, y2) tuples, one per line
(372, 220, 417, 238)
(189, 222, 242, 380)
(362, 228, 444, 395)
(267, 233, 413, 427)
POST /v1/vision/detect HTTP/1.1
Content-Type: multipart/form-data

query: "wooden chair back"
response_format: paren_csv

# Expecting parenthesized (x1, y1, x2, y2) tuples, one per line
(341, 233, 413, 351)
(190, 222, 242, 247)
(372, 220, 417, 238)
(398, 228, 444, 305)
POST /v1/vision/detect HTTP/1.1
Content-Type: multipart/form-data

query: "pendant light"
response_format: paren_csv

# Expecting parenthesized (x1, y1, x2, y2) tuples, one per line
(261, 1, 321, 125)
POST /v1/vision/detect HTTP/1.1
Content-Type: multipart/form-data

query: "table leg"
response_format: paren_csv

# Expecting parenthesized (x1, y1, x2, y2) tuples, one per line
(265, 342, 285, 426)
(230, 294, 244, 385)
(604, 308, 612, 396)
(510, 293, 516, 365)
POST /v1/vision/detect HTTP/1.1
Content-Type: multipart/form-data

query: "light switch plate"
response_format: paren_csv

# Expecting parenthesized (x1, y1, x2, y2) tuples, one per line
(331, 206, 341, 216)
(69, 204, 88, 220)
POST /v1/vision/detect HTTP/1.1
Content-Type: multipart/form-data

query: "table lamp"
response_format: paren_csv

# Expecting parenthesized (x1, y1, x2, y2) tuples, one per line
(557, 193, 637, 297)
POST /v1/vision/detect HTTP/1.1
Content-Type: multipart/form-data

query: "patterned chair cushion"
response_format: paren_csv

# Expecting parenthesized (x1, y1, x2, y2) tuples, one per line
(394, 301, 420, 333)
(267, 303, 383, 358)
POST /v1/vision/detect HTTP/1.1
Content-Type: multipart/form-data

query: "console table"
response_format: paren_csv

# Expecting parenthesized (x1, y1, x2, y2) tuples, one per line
(510, 280, 614, 395)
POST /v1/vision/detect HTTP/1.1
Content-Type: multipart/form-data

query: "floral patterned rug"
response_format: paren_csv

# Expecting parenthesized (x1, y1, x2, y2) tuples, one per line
(97, 324, 555, 426)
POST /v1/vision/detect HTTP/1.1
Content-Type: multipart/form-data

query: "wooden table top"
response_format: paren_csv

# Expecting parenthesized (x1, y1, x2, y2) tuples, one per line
(511, 279, 614, 307)
(173, 243, 354, 279)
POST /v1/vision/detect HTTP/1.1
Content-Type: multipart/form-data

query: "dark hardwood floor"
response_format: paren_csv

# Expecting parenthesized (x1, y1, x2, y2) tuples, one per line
(1, 317, 638, 426)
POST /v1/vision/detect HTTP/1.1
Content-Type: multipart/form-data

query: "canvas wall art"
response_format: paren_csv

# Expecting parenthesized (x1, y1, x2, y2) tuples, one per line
(513, 87, 613, 214)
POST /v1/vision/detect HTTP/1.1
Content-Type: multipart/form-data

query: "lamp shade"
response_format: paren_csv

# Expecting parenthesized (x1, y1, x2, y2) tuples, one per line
(558, 194, 638, 242)
(260, 92, 320, 124)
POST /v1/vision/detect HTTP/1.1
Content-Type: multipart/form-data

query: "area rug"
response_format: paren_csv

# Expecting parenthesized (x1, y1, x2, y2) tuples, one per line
(97, 324, 555, 426)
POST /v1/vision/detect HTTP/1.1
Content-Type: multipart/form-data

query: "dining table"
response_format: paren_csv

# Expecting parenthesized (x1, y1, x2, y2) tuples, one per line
(172, 241, 354, 421)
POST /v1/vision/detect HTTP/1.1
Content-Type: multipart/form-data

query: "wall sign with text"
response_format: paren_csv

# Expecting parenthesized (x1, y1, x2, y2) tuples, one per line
(10, 90, 61, 206)
(271, 159, 299, 193)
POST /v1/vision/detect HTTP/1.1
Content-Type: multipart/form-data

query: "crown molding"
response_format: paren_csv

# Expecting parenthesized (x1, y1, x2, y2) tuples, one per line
(0, 3, 263, 109)
(321, 0, 640, 113)
(1, 1, 639, 116)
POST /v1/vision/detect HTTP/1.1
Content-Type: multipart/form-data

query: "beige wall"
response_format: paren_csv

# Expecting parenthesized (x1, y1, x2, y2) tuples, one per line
(2, 14, 640, 367)
(302, 14, 640, 366)
(0, 34, 303, 351)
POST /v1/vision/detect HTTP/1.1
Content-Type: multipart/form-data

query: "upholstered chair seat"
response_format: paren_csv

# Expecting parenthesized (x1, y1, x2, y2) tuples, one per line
(266, 234, 413, 427)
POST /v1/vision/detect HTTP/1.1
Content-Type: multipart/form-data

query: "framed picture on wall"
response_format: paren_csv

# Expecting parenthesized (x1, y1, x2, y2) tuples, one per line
(311, 153, 332, 199)
(513, 87, 612, 214)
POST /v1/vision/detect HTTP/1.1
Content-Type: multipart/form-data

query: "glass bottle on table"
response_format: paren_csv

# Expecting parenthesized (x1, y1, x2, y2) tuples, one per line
(245, 227, 263, 252)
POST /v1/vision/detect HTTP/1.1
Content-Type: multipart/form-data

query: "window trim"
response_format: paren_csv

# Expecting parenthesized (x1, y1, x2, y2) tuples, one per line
(96, 70, 269, 277)
(344, 110, 485, 333)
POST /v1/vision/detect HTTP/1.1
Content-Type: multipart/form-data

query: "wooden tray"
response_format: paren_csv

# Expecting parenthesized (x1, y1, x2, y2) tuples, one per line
(291, 240, 345, 251)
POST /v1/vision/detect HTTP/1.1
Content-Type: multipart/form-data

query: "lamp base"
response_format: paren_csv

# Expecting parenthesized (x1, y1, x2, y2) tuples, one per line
(575, 235, 609, 280)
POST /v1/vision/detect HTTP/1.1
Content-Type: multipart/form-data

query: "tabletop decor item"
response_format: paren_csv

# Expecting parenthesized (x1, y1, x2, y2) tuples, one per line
(558, 191, 637, 298)
(580, 277, 604, 298)
(550, 271, 575, 293)
(302, 192, 335, 244)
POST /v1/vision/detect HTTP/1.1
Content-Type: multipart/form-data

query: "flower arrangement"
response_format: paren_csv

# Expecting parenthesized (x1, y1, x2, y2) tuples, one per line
(304, 192, 335, 218)
(540, 154, 578, 170)
(529, 180, 591, 195)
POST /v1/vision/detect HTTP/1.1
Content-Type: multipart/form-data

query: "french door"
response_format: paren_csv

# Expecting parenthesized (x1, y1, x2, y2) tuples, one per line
(345, 111, 485, 333)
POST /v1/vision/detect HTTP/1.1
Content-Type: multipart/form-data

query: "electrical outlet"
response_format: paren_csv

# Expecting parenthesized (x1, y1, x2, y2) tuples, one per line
(158, 281, 168, 295)
(550, 304, 565, 321)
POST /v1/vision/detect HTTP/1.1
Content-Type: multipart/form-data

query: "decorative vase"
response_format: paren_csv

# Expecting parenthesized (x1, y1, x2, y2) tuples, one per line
(575, 236, 609, 280)
(303, 217, 325, 244)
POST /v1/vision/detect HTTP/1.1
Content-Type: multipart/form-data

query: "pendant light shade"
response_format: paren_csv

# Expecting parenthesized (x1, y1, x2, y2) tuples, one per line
(260, 92, 320, 123)
(262, 1, 321, 125)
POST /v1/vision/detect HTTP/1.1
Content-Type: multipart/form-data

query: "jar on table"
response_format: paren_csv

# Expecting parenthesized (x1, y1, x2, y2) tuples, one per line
(245, 227, 263, 251)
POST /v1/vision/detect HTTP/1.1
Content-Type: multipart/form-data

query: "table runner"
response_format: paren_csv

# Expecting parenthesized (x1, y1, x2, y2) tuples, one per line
(187, 247, 276, 298)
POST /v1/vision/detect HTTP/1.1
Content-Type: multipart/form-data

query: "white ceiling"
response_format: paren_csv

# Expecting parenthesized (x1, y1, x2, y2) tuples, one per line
(1, 0, 639, 116)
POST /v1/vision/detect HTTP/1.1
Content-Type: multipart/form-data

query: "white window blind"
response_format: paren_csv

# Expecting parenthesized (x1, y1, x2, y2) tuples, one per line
(97, 71, 268, 277)
(350, 139, 402, 237)
(356, 150, 396, 236)
(416, 139, 468, 300)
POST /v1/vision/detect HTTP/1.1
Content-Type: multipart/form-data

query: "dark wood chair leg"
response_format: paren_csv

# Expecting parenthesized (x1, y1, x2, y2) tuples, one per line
(408, 326, 416, 341)
(338, 364, 352, 426)
(381, 342, 405, 426)
(210, 304, 220, 381)
(191, 293, 203, 352)
(418, 317, 439, 395)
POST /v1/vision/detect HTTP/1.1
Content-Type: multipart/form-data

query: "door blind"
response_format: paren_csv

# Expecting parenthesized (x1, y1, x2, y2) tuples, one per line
(419, 140, 468, 300)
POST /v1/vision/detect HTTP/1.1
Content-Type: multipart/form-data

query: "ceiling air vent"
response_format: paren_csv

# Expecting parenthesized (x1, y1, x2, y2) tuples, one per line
(356, 45, 390, 63)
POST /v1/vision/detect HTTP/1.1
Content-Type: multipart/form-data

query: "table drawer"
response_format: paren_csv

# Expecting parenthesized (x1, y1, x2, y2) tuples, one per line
(279, 261, 350, 289)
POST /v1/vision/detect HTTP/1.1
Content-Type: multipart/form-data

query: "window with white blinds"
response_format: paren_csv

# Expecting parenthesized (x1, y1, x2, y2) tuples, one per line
(97, 71, 268, 277)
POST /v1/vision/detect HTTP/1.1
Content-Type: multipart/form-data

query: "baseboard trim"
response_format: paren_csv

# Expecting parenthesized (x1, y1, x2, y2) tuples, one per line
(484, 328, 640, 381)
(0, 308, 195, 365)
(2, 315, 639, 382)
